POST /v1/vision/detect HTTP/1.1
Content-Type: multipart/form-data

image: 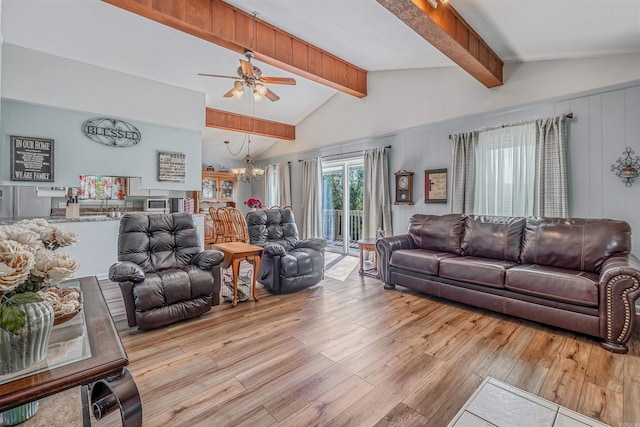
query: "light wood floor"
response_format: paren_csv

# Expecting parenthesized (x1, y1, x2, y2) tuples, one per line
(97, 261, 640, 427)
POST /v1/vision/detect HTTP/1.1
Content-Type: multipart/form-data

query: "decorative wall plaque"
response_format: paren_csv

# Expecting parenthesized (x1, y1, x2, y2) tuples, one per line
(10, 135, 55, 182)
(82, 118, 141, 147)
(425, 168, 447, 203)
(158, 151, 186, 183)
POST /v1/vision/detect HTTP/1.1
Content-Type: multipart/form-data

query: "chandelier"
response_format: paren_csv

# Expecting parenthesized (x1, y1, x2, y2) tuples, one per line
(226, 134, 264, 183)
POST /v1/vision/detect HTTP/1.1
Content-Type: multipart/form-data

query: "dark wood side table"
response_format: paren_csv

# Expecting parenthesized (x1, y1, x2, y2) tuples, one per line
(213, 242, 264, 307)
(0, 276, 142, 427)
(357, 238, 380, 279)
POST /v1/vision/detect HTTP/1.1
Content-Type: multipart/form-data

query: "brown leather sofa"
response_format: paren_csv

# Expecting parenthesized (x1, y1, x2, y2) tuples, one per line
(376, 214, 640, 353)
(109, 213, 224, 330)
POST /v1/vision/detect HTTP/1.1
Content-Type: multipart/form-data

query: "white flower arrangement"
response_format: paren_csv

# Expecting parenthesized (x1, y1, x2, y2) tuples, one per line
(0, 219, 79, 334)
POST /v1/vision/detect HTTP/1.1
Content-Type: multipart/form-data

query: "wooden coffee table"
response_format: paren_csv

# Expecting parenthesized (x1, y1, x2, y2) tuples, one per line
(0, 276, 141, 426)
(213, 242, 264, 307)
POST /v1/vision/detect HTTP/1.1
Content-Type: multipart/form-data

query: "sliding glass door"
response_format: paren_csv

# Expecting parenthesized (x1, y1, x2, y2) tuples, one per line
(321, 158, 364, 254)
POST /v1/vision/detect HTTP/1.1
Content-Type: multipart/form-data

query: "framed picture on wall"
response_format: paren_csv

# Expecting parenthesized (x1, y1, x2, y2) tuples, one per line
(10, 135, 55, 182)
(158, 151, 186, 183)
(425, 168, 447, 203)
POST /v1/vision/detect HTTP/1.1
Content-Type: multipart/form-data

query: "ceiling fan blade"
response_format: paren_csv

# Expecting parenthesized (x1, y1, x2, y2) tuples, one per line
(239, 59, 254, 77)
(198, 73, 240, 80)
(260, 77, 296, 85)
(222, 88, 234, 98)
(265, 88, 280, 102)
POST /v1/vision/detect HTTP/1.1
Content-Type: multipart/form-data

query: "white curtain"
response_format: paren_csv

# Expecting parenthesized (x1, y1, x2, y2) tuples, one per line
(301, 157, 322, 239)
(262, 162, 292, 208)
(363, 147, 392, 238)
(474, 123, 536, 217)
(276, 162, 291, 207)
(262, 164, 278, 208)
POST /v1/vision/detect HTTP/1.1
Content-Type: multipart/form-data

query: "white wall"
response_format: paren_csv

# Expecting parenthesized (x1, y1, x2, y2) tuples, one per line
(0, 45, 206, 189)
(257, 76, 640, 255)
(2, 44, 203, 131)
(262, 54, 640, 158)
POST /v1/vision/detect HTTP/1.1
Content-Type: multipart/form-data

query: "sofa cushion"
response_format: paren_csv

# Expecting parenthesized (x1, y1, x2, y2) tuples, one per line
(505, 264, 599, 307)
(408, 214, 465, 254)
(521, 218, 631, 273)
(390, 249, 459, 276)
(440, 257, 518, 289)
(461, 216, 525, 262)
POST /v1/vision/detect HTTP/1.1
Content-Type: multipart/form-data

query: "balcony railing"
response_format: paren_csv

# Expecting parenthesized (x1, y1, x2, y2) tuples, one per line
(322, 209, 363, 248)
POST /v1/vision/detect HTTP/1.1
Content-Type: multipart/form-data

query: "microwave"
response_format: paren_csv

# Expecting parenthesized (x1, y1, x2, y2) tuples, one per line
(143, 198, 169, 213)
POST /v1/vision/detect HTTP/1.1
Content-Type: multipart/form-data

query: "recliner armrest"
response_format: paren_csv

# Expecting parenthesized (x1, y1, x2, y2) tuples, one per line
(191, 249, 225, 270)
(109, 261, 145, 283)
(293, 238, 327, 252)
(262, 242, 287, 256)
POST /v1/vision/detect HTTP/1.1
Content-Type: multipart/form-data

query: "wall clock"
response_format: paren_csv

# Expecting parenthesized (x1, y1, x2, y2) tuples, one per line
(394, 170, 414, 205)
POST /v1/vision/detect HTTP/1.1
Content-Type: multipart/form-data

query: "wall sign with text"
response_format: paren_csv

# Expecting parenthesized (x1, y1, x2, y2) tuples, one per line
(158, 151, 186, 183)
(82, 118, 141, 147)
(10, 135, 55, 182)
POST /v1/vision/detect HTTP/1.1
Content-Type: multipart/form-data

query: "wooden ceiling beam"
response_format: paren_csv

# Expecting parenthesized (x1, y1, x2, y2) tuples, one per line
(101, 0, 367, 97)
(206, 108, 295, 141)
(376, 0, 503, 88)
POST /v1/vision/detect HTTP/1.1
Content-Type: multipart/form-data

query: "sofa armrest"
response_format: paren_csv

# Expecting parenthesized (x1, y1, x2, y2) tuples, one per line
(108, 261, 145, 283)
(376, 234, 415, 286)
(191, 249, 225, 270)
(598, 253, 640, 352)
(293, 238, 327, 252)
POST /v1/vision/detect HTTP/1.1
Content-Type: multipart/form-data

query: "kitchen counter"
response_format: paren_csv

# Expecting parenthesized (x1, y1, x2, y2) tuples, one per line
(1, 213, 206, 279)
(1, 212, 206, 225)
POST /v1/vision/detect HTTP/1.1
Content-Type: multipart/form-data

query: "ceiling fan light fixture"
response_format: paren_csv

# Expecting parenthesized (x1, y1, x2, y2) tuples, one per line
(255, 83, 268, 96)
(253, 89, 264, 103)
(232, 81, 244, 99)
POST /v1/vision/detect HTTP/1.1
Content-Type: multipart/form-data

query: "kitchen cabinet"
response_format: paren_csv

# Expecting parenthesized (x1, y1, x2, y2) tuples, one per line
(126, 177, 169, 197)
(193, 171, 237, 245)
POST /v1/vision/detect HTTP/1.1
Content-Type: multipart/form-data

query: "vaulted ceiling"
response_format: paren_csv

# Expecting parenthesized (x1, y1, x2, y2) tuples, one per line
(2, 0, 640, 160)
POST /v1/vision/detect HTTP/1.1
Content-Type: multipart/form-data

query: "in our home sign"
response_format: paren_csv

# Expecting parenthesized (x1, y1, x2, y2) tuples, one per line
(82, 118, 141, 147)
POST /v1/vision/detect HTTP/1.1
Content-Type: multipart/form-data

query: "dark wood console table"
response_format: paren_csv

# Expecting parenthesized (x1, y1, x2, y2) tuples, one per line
(0, 276, 142, 426)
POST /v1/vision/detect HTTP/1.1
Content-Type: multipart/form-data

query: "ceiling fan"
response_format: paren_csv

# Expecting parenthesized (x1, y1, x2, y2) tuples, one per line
(198, 51, 296, 102)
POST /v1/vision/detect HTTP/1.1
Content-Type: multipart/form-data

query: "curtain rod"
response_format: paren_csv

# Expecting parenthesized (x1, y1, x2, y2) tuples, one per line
(448, 113, 574, 139)
(298, 145, 391, 162)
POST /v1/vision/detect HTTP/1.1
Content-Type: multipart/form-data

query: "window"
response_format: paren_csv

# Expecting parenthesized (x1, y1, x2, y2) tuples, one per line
(474, 123, 536, 217)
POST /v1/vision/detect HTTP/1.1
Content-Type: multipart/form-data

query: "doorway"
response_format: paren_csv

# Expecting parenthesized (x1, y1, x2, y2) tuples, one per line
(321, 158, 364, 255)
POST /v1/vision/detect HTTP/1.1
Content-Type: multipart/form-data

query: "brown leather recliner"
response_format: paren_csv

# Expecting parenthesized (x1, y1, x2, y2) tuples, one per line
(246, 208, 327, 293)
(108, 213, 224, 330)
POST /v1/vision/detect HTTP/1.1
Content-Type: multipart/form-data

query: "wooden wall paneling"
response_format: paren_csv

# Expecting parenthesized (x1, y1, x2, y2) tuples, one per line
(210, 2, 235, 41)
(565, 97, 590, 217)
(275, 32, 292, 64)
(184, 0, 211, 30)
(600, 90, 627, 221)
(624, 85, 640, 223)
(587, 95, 604, 218)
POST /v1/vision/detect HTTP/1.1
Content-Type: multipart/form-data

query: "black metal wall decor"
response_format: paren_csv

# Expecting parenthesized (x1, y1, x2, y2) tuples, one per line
(82, 118, 141, 147)
(611, 147, 640, 187)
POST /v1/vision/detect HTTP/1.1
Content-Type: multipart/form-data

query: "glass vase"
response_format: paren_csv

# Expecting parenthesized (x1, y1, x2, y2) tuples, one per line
(0, 300, 54, 425)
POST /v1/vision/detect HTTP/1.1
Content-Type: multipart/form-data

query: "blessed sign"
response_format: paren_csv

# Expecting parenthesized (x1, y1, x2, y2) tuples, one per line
(10, 135, 55, 182)
(82, 118, 141, 147)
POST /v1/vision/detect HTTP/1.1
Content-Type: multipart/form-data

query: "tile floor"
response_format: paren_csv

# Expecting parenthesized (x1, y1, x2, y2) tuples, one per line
(448, 377, 610, 427)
